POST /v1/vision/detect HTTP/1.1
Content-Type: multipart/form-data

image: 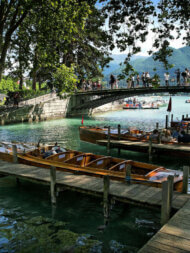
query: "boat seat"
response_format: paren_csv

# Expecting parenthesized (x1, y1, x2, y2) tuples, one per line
(86, 156, 112, 169)
(64, 153, 93, 167)
(45, 151, 79, 161)
(109, 160, 132, 171)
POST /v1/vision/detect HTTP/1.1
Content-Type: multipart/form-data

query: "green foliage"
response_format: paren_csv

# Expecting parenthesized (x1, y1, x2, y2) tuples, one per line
(151, 74, 160, 88)
(0, 78, 17, 92)
(19, 89, 49, 100)
(52, 64, 78, 95)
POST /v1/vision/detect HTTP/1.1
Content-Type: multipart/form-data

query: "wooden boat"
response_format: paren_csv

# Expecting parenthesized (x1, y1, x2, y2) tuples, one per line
(0, 142, 183, 192)
(79, 126, 151, 144)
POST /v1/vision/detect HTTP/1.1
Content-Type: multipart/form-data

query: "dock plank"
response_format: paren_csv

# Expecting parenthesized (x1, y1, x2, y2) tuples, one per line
(147, 241, 187, 253)
(138, 200, 190, 253)
(1, 160, 190, 253)
(97, 139, 190, 157)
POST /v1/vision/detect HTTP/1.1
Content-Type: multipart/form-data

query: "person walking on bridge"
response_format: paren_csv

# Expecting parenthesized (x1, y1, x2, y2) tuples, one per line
(109, 74, 116, 89)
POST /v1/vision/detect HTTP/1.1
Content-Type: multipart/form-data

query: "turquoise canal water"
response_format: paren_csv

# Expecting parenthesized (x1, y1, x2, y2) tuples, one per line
(0, 95, 189, 252)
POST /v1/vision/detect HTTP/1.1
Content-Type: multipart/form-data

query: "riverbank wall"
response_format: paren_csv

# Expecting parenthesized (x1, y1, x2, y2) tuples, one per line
(0, 95, 122, 125)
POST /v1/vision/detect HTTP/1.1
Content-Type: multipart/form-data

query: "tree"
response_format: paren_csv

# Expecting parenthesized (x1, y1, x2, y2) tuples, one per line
(62, 0, 113, 81)
(100, 0, 190, 72)
(0, 0, 41, 81)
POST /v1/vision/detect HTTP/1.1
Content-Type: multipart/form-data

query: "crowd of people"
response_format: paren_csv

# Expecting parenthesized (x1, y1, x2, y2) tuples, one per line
(108, 68, 190, 89)
(150, 126, 190, 144)
(77, 79, 103, 91)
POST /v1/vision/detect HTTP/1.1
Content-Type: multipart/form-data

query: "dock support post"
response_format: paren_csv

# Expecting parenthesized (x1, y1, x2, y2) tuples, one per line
(158, 132, 161, 144)
(118, 124, 121, 155)
(148, 137, 152, 161)
(161, 176, 174, 226)
(103, 175, 110, 224)
(165, 115, 168, 129)
(50, 166, 56, 205)
(171, 114, 173, 123)
(107, 126, 111, 155)
(182, 115, 184, 120)
(182, 166, 189, 194)
(156, 122, 159, 130)
(168, 175, 174, 208)
(12, 145, 18, 163)
(186, 114, 188, 118)
(125, 164, 131, 185)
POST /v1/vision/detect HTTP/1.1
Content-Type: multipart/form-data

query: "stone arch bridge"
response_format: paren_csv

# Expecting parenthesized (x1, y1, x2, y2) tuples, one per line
(69, 86, 190, 116)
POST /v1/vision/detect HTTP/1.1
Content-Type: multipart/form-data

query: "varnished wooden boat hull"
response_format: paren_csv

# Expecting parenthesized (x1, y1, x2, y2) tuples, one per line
(79, 126, 148, 144)
(0, 145, 183, 192)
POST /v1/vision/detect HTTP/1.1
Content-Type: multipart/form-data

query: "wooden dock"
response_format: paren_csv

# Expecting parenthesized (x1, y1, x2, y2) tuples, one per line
(0, 160, 189, 209)
(0, 160, 190, 252)
(97, 139, 190, 157)
(138, 199, 190, 253)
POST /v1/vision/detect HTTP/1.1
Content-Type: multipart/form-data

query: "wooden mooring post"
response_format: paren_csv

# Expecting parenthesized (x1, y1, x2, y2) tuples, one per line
(125, 164, 131, 185)
(118, 124, 121, 155)
(182, 115, 184, 120)
(171, 114, 173, 123)
(103, 175, 110, 224)
(186, 114, 188, 118)
(182, 166, 189, 194)
(148, 137, 152, 161)
(158, 132, 161, 144)
(12, 144, 18, 163)
(165, 115, 168, 129)
(161, 175, 174, 226)
(156, 122, 159, 130)
(107, 126, 111, 155)
(50, 166, 56, 205)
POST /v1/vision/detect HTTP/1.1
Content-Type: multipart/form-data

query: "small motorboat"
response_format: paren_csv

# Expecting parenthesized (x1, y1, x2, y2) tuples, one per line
(185, 99, 190, 103)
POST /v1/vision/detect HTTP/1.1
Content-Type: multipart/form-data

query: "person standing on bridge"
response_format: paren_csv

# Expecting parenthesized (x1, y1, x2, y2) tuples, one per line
(175, 69, 181, 86)
(109, 74, 116, 89)
(164, 72, 170, 86)
(136, 74, 140, 87)
(141, 72, 146, 87)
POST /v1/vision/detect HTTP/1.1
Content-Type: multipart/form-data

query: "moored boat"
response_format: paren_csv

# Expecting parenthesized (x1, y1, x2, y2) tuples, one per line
(123, 103, 159, 109)
(0, 142, 183, 192)
(79, 126, 150, 144)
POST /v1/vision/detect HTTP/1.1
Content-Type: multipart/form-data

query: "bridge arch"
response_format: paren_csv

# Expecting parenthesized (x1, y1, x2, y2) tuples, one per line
(69, 86, 190, 115)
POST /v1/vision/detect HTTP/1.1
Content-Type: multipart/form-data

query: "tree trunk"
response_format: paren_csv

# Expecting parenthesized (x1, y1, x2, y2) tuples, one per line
(32, 71, 36, 90)
(19, 74, 23, 90)
(38, 76, 41, 90)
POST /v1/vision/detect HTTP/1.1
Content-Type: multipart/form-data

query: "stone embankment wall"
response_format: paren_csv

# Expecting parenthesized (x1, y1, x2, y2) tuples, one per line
(0, 93, 123, 125)
(0, 95, 70, 125)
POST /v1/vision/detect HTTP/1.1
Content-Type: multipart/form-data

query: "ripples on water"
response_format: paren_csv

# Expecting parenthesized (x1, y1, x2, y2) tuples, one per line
(0, 96, 189, 252)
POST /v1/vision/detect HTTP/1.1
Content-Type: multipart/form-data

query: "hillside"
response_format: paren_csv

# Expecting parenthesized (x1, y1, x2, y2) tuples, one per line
(104, 46, 190, 84)
(103, 54, 147, 76)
